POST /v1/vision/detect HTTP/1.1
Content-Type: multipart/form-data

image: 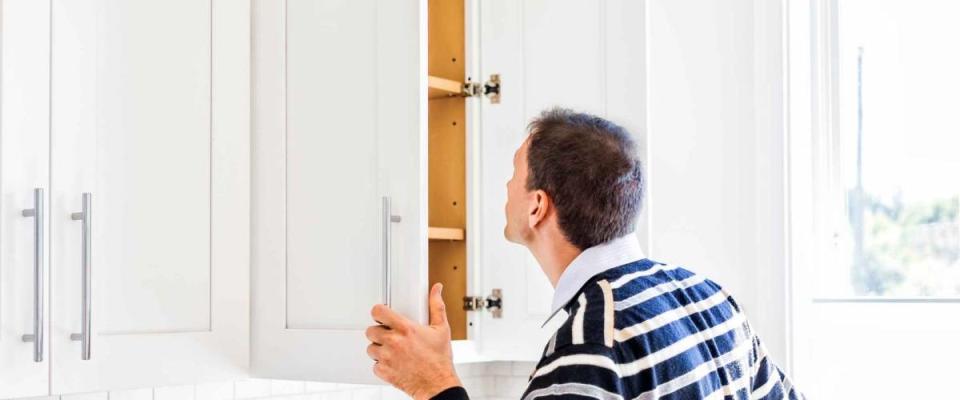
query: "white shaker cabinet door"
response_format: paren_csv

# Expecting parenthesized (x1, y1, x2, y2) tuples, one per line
(472, 0, 648, 360)
(251, 0, 426, 384)
(0, 0, 51, 398)
(49, 0, 250, 393)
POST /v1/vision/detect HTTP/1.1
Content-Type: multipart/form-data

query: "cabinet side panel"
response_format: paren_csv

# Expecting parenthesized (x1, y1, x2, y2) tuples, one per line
(427, 0, 468, 341)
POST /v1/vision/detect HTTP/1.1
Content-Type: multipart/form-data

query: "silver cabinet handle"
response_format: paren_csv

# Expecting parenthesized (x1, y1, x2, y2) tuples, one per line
(381, 196, 401, 306)
(20, 188, 45, 362)
(69, 193, 92, 360)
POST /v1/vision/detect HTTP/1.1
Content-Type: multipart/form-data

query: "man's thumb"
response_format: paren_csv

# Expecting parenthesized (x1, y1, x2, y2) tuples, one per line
(429, 283, 448, 327)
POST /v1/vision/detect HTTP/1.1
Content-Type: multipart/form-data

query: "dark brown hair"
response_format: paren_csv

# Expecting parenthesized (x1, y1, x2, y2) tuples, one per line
(526, 108, 644, 250)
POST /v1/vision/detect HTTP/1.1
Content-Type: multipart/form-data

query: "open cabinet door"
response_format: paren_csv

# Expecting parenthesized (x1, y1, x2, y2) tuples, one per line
(471, 0, 648, 361)
(251, 0, 428, 383)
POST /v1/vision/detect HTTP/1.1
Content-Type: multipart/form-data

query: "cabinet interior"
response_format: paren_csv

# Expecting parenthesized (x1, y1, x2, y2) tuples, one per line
(427, 0, 468, 340)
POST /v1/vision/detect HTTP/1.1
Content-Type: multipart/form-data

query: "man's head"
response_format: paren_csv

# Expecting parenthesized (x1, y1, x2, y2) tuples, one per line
(504, 108, 644, 251)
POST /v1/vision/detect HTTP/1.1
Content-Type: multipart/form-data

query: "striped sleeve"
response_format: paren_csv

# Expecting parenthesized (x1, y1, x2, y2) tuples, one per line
(521, 343, 625, 400)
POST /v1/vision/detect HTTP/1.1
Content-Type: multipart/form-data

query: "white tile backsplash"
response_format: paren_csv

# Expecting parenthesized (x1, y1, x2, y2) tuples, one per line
(61, 393, 107, 400)
(195, 383, 233, 400)
(107, 389, 152, 400)
(509, 363, 534, 380)
(495, 376, 530, 399)
(268, 381, 304, 397)
(13, 362, 536, 400)
(483, 362, 514, 377)
(153, 386, 194, 400)
(234, 380, 271, 399)
(302, 383, 338, 393)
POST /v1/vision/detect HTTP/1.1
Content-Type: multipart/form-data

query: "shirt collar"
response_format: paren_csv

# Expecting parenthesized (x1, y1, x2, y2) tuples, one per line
(542, 234, 645, 327)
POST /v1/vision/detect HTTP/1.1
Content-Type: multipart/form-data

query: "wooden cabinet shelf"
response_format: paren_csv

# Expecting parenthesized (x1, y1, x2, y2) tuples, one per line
(428, 226, 465, 241)
(428, 75, 462, 99)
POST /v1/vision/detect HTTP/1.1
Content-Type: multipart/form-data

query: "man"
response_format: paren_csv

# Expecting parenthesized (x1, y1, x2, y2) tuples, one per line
(365, 109, 802, 399)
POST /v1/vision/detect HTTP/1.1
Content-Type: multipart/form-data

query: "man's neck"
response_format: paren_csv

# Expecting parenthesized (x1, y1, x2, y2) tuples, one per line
(527, 232, 582, 288)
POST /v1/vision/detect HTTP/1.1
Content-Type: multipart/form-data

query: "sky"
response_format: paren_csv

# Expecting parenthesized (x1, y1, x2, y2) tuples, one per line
(839, 0, 960, 202)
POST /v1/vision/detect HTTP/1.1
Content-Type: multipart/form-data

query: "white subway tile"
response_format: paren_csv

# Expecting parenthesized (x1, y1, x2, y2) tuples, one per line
(333, 384, 365, 391)
(195, 382, 234, 400)
(269, 380, 305, 396)
(453, 363, 478, 378)
(109, 388, 153, 400)
(233, 380, 271, 399)
(315, 391, 352, 400)
(485, 362, 513, 377)
(349, 387, 381, 400)
(63, 393, 108, 400)
(378, 387, 406, 400)
(303, 382, 340, 393)
(460, 377, 487, 397)
(284, 395, 320, 400)
(492, 376, 528, 398)
(153, 385, 194, 400)
(510, 362, 536, 379)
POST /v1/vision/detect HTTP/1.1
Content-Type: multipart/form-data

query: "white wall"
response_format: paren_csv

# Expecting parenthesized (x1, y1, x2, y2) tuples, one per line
(647, 0, 789, 366)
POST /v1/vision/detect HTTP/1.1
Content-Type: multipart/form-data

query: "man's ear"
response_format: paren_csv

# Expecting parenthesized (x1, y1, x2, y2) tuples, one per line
(527, 190, 550, 229)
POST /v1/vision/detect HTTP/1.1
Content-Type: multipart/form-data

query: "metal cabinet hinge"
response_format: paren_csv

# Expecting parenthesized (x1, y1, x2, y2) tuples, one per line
(462, 74, 501, 104)
(463, 288, 502, 318)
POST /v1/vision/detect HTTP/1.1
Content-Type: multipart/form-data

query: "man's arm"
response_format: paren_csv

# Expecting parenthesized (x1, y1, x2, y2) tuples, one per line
(429, 386, 470, 400)
(365, 283, 463, 400)
(749, 336, 804, 400)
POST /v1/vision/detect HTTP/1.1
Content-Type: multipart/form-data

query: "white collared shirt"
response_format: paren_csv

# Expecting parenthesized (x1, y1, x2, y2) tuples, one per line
(542, 234, 645, 326)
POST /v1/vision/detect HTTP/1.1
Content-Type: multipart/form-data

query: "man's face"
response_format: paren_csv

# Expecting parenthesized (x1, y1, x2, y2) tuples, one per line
(504, 139, 533, 244)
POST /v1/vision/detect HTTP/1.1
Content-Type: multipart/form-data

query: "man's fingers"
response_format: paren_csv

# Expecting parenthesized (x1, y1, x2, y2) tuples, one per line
(366, 343, 382, 361)
(370, 304, 408, 332)
(428, 283, 449, 328)
(372, 361, 390, 382)
(365, 324, 389, 344)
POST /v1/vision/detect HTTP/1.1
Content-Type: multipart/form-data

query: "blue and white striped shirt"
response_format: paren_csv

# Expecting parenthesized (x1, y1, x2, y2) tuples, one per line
(521, 238, 802, 400)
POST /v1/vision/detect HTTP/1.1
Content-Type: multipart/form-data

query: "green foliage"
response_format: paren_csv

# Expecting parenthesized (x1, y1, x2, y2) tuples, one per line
(848, 191, 960, 296)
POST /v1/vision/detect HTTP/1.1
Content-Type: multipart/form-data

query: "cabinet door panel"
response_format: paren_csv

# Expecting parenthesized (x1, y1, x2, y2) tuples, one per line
(96, 3, 212, 331)
(50, 0, 249, 393)
(474, 0, 648, 360)
(284, 0, 381, 330)
(0, 0, 51, 397)
(252, 0, 426, 383)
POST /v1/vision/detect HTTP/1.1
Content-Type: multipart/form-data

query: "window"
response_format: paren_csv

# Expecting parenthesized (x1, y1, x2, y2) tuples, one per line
(819, 0, 960, 298)
(789, 1, 960, 398)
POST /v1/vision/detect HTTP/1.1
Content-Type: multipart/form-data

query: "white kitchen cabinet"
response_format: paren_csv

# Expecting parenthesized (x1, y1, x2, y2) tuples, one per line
(251, 0, 647, 383)
(4, 0, 647, 391)
(0, 0, 51, 398)
(46, 0, 250, 394)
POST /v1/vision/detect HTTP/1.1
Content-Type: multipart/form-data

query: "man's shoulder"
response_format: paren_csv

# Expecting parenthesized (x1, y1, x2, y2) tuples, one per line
(598, 258, 729, 303)
(544, 259, 738, 356)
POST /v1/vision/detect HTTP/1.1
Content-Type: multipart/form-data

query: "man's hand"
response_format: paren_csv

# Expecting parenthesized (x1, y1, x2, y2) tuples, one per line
(366, 283, 462, 400)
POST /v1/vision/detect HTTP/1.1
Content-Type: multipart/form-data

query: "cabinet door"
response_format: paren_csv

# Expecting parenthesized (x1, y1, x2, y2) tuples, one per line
(251, 0, 426, 384)
(49, 0, 249, 393)
(472, 0, 648, 360)
(0, 0, 51, 397)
